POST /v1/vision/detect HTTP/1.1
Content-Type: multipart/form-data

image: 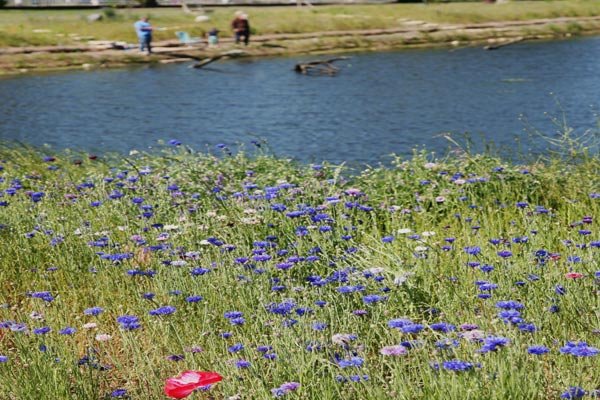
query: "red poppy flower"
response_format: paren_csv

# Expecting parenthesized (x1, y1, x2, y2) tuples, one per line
(164, 371, 223, 399)
(565, 272, 584, 279)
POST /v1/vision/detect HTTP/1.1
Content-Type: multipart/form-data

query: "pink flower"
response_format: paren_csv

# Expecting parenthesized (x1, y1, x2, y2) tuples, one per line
(565, 272, 584, 279)
(164, 371, 223, 399)
(380, 345, 408, 356)
(344, 188, 362, 197)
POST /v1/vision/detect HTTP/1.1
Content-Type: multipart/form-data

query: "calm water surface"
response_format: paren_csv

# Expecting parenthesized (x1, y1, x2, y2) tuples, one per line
(1, 37, 599, 164)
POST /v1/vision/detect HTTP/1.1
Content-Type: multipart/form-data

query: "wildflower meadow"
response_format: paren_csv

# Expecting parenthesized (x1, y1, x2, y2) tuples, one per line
(0, 143, 598, 399)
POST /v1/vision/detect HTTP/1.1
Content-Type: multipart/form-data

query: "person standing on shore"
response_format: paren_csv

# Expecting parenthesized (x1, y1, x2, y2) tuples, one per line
(231, 11, 250, 46)
(134, 17, 153, 55)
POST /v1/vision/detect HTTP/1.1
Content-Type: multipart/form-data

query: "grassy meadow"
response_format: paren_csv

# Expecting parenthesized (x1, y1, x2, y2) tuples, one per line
(0, 140, 598, 399)
(1, 0, 600, 47)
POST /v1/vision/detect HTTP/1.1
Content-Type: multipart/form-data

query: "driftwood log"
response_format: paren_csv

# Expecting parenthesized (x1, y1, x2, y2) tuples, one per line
(484, 36, 525, 50)
(294, 57, 349, 76)
(193, 50, 247, 69)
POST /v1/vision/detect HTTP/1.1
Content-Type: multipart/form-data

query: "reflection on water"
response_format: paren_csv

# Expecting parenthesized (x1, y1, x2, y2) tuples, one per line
(0, 37, 599, 164)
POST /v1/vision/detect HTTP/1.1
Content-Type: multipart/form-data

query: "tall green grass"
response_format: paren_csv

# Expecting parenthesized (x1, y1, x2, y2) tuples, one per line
(0, 141, 598, 399)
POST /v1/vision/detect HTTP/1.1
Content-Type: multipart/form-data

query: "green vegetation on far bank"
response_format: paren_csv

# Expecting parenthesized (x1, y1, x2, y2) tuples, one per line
(1, 1, 600, 47)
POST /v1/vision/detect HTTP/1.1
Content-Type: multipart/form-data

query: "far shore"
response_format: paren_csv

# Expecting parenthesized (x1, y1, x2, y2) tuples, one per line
(2, 2, 600, 74)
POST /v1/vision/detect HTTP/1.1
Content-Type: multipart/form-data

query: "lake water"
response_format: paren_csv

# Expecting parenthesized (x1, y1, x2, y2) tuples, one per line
(1, 36, 599, 164)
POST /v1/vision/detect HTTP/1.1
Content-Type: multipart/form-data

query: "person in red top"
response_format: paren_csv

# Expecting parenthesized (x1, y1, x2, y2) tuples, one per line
(232, 11, 250, 46)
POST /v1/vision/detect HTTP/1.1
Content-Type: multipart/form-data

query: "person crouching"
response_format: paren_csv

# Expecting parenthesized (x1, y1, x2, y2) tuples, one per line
(231, 11, 250, 46)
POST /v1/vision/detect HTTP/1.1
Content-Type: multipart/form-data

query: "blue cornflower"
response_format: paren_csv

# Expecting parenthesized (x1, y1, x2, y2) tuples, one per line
(435, 338, 460, 349)
(338, 356, 364, 368)
(271, 203, 287, 212)
(430, 322, 456, 333)
(166, 354, 185, 362)
(555, 285, 567, 295)
(495, 300, 524, 310)
(464, 246, 481, 255)
(110, 388, 128, 398)
(527, 345, 550, 355)
(517, 323, 537, 333)
(362, 294, 386, 304)
(312, 322, 327, 331)
(33, 326, 51, 335)
(478, 283, 498, 291)
(560, 342, 599, 357)
(228, 343, 244, 353)
(561, 386, 587, 399)
(59, 327, 76, 335)
(83, 307, 104, 316)
(29, 191, 45, 202)
(30, 291, 54, 302)
(276, 262, 293, 270)
(271, 382, 300, 397)
(480, 336, 509, 353)
(388, 318, 414, 329)
(185, 295, 203, 303)
(9, 323, 27, 333)
(401, 324, 424, 334)
(0, 356, 7, 363)
(257, 345, 272, 353)
(337, 285, 364, 294)
(498, 309, 521, 322)
(148, 306, 176, 316)
(382, 236, 394, 243)
(479, 264, 494, 273)
(253, 254, 272, 262)
(191, 267, 210, 276)
(286, 211, 305, 218)
(236, 360, 251, 369)
(441, 360, 475, 372)
(224, 311, 243, 319)
(266, 300, 296, 316)
(497, 250, 512, 258)
(116, 315, 140, 331)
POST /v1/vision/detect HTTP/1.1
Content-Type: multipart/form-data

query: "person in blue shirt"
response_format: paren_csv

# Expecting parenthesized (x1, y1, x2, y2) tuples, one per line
(134, 17, 153, 55)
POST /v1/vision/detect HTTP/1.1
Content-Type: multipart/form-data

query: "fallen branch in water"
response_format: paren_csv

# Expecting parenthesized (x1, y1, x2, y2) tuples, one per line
(294, 56, 350, 76)
(193, 50, 247, 69)
(484, 36, 525, 50)
(159, 52, 205, 61)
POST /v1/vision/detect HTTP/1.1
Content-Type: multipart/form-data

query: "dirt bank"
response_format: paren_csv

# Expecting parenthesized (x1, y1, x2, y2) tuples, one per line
(1, 15, 599, 75)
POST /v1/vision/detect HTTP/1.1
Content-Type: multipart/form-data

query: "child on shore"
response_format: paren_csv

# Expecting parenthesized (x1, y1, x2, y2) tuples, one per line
(208, 28, 219, 48)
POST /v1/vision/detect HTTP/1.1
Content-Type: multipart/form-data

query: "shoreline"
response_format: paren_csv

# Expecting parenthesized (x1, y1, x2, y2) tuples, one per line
(2, 15, 600, 75)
